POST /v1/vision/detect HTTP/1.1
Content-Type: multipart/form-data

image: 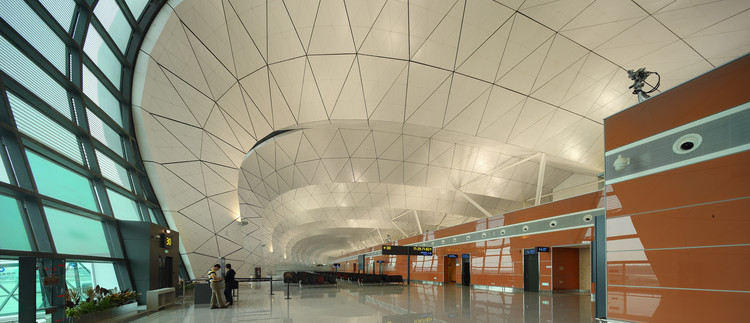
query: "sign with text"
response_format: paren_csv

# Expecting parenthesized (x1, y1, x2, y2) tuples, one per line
(382, 245, 433, 256)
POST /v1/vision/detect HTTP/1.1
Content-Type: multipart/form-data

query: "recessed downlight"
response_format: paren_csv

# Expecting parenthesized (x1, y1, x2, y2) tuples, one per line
(673, 133, 702, 154)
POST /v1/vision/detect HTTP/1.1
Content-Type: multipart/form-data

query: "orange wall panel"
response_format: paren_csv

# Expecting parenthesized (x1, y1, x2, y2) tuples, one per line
(608, 286, 750, 323)
(607, 151, 750, 219)
(608, 198, 750, 250)
(605, 55, 750, 150)
(607, 245, 750, 291)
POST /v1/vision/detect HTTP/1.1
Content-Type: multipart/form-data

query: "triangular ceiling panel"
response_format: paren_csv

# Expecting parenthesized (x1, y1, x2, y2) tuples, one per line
(229, 0, 267, 59)
(495, 14, 555, 81)
(147, 19, 212, 96)
(270, 74, 298, 128)
(405, 73, 451, 129)
(357, 56, 408, 118)
(368, 61, 408, 124)
(151, 115, 204, 159)
(455, 16, 513, 83)
(496, 36, 553, 94)
(200, 132, 239, 167)
(140, 63, 200, 126)
(185, 28, 237, 100)
(297, 59, 330, 123)
(283, 0, 320, 52)
(409, 0, 459, 58)
(307, 0, 356, 54)
(161, 67, 215, 127)
(322, 131, 350, 158)
(267, 0, 306, 63)
(530, 35, 589, 93)
(443, 74, 491, 128)
(204, 104, 241, 149)
(202, 162, 237, 195)
(163, 161, 206, 195)
(225, 0, 266, 78)
(455, 0, 514, 65)
(358, 0, 409, 59)
(330, 57, 368, 120)
(346, 0, 386, 51)
(240, 80, 274, 138)
(308, 55, 357, 113)
(269, 57, 307, 120)
(411, 0, 464, 70)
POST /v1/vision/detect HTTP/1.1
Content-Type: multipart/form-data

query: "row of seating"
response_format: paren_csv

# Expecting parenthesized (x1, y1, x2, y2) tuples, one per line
(324, 272, 404, 284)
(283, 271, 336, 285)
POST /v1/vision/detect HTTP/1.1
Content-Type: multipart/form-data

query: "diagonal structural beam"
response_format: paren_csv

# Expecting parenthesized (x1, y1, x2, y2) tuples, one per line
(455, 189, 494, 218)
(535, 153, 547, 206)
(458, 153, 541, 189)
(413, 210, 422, 234)
(391, 220, 408, 238)
(392, 210, 411, 220)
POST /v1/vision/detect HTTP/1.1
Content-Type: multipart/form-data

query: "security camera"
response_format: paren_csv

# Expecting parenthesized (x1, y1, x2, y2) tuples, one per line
(613, 155, 630, 171)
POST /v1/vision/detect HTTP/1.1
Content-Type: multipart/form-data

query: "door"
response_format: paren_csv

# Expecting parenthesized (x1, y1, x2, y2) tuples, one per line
(524, 251, 539, 292)
(461, 254, 471, 286)
(444, 256, 456, 283)
(158, 256, 173, 288)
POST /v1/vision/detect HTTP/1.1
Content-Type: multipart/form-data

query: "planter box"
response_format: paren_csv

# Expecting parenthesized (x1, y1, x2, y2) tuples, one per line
(110, 302, 138, 316)
(67, 302, 137, 322)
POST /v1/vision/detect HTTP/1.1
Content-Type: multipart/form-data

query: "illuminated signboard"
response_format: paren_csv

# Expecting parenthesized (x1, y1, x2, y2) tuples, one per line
(524, 249, 537, 255)
(411, 246, 433, 256)
(160, 233, 173, 249)
(381, 245, 433, 256)
(333, 263, 341, 268)
(536, 247, 550, 252)
(446, 254, 458, 258)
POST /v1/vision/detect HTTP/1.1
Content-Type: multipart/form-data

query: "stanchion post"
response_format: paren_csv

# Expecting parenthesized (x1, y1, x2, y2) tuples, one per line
(269, 278, 274, 295)
(285, 281, 291, 300)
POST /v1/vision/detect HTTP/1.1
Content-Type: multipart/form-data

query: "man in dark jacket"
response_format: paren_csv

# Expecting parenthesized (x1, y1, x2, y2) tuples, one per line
(224, 264, 236, 306)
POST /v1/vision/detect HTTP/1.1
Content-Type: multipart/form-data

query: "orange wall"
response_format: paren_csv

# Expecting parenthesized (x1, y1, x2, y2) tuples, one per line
(337, 192, 601, 289)
(603, 55, 750, 322)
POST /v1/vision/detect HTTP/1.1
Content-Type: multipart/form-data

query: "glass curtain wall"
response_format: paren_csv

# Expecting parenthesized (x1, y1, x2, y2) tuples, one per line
(0, 0, 179, 318)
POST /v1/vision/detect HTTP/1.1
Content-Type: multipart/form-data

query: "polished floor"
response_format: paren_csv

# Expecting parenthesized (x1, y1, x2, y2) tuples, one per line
(132, 282, 594, 322)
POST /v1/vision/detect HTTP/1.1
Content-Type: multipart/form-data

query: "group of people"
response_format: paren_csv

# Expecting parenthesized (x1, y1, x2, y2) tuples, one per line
(207, 263, 237, 309)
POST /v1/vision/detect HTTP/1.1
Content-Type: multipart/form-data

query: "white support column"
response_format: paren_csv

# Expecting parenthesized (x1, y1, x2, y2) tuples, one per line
(413, 210, 423, 234)
(455, 189, 494, 218)
(535, 153, 547, 206)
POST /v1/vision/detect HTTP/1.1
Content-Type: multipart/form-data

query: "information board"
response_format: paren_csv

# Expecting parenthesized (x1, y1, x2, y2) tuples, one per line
(381, 245, 433, 256)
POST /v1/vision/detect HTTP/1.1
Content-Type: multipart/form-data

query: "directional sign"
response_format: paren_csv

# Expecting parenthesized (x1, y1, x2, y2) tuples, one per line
(382, 245, 409, 255)
(382, 245, 433, 256)
(411, 246, 433, 256)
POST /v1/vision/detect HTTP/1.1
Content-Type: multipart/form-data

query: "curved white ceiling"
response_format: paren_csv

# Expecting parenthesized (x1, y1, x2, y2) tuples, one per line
(132, 0, 750, 276)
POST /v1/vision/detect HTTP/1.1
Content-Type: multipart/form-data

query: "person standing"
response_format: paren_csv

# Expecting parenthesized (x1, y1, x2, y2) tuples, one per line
(223, 264, 236, 306)
(207, 264, 227, 309)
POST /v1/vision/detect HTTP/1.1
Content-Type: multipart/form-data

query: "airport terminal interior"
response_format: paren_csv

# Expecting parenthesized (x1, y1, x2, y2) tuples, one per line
(0, 0, 748, 322)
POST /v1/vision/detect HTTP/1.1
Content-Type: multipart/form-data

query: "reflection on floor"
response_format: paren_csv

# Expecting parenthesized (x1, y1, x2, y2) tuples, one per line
(132, 282, 593, 322)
